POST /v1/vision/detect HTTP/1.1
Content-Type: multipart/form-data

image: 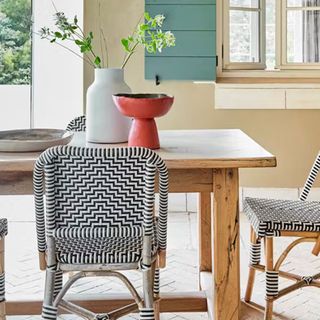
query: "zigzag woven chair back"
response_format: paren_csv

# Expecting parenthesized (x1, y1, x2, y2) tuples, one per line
(66, 115, 86, 132)
(34, 145, 168, 254)
(300, 152, 320, 201)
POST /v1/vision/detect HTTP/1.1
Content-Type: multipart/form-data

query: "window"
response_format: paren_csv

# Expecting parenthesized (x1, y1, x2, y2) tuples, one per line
(221, 0, 320, 72)
(0, 0, 83, 130)
(283, 0, 320, 68)
(223, 0, 266, 69)
(0, 0, 31, 85)
(0, 0, 31, 130)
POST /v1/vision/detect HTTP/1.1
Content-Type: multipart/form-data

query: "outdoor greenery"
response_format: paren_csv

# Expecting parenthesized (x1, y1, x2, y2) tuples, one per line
(0, 0, 31, 85)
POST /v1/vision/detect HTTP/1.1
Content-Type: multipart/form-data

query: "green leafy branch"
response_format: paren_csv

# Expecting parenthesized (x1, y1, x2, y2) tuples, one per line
(39, 8, 175, 69)
(39, 13, 102, 68)
(121, 12, 175, 69)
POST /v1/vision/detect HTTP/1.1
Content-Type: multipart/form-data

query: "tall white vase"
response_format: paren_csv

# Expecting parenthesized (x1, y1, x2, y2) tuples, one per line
(86, 68, 132, 143)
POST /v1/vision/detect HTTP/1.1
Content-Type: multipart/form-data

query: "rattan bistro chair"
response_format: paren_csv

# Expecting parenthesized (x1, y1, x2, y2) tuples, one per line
(66, 115, 86, 132)
(34, 145, 168, 320)
(0, 219, 7, 320)
(244, 154, 320, 320)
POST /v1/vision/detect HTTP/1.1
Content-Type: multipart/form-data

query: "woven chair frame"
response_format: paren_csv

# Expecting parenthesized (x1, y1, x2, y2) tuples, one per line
(0, 219, 7, 320)
(244, 153, 320, 320)
(66, 116, 86, 132)
(34, 145, 168, 320)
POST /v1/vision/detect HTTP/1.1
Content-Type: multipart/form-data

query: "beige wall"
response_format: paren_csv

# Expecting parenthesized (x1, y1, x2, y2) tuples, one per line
(84, 0, 320, 188)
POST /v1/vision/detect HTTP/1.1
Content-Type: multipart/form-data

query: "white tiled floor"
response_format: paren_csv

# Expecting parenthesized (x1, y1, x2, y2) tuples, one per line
(1, 195, 320, 319)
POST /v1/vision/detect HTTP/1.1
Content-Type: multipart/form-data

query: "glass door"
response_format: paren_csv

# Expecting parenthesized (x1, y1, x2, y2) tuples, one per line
(0, 0, 31, 129)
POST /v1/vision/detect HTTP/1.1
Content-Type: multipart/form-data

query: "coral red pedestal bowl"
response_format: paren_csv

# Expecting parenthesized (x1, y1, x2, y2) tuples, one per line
(112, 93, 174, 149)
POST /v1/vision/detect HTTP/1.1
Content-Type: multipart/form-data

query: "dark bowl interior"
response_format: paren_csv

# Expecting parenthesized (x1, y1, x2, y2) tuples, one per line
(113, 93, 172, 99)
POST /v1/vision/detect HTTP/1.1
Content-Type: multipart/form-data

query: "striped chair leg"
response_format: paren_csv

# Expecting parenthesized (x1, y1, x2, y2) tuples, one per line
(139, 308, 155, 320)
(265, 237, 277, 320)
(0, 238, 5, 320)
(42, 305, 58, 320)
(42, 267, 58, 320)
(140, 267, 155, 320)
(153, 268, 160, 320)
(154, 268, 160, 296)
(53, 270, 63, 298)
(245, 227, 261, 303)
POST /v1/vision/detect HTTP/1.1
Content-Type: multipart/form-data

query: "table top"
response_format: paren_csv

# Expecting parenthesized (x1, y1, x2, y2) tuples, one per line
(0, 129, 276, 171)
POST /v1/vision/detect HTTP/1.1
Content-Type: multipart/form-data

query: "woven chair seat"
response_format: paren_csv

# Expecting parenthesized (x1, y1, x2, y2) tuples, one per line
(55, 235, 158, 265)
(244, 197, 320, 237)
(0, 219, 7, 239)
(53, 226, 158, 264)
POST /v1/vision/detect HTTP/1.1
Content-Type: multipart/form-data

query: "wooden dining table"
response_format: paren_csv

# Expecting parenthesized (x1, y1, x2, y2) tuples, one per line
(0, 129, 276, 320)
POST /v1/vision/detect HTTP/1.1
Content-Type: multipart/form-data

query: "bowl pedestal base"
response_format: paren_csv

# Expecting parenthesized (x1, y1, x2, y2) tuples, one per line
(129, 118, 160, 149)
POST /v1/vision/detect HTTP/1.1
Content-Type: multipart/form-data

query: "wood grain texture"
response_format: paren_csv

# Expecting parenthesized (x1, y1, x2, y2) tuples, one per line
(213, 169, 240, 320)
(0, 171, 33, 195)
(0, 130, 276, 172)
(201, 273, 287, 320)
(198, 192, 212, 273)
(6, 292, 207, 315)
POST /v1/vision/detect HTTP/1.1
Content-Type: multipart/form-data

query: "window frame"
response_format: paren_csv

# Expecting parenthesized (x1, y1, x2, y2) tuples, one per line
(223, 0, 266, 70)
(218, 0, 320, 79)
(279, 1, 320, 70)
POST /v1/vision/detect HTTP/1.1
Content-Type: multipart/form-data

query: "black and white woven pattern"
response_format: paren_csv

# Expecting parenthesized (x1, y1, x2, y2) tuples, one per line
(249, 240, 261, 265)
(301, 276, 314, 285)
(300, 153, 320, 201)
(0, 273, 5, 303)
(0, 219, 7, 305)
(0, 219, 7, 239)
(42, 305, 58, 320)
(66, 115, 86, 132)
(139, 308, 155, 320)
(266, 270, 279, 297)
(34, 145, 168, 265)
(154, 268, 160, 295)
(244, 197, 320, 237)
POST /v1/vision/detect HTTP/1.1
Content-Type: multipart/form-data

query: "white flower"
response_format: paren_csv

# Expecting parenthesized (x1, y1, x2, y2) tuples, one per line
(154, 14, 165, 27)
(164, 31, 175, 47)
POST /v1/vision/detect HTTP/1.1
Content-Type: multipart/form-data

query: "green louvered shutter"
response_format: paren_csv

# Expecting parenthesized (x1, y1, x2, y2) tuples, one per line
(145, 0, 216, 82)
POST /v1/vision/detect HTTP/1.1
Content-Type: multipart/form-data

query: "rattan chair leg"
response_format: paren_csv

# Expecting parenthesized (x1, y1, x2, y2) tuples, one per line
(264, 237, 275, 320)
(0, 302, 5, 320)
(245, 227, 258, 302)
(265, 299, 274, 320)
(42, 238, 58, 320)
(245, 267, 256, 303)
(140, 267, 155, 320)
(154, 300, 160, 320)
(312, 235, 320, 256)
(152, 263, 160, 320)
(42, 267, 58, 320)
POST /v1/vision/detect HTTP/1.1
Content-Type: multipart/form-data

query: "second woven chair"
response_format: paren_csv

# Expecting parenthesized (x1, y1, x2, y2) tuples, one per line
(34, 145, 168, 320)
(66, 115, 86, 132)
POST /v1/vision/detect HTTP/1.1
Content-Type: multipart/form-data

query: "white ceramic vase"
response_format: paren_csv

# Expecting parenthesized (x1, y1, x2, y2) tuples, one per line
(86, 68, 132, 143)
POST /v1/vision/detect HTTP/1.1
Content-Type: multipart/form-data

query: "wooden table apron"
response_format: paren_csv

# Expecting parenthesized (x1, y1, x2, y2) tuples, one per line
(0, 130, 276, 320)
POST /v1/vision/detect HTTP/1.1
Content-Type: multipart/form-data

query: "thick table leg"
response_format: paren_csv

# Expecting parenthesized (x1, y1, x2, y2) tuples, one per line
(213, 169, 240, 320)
(198, 192, 212, 274)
